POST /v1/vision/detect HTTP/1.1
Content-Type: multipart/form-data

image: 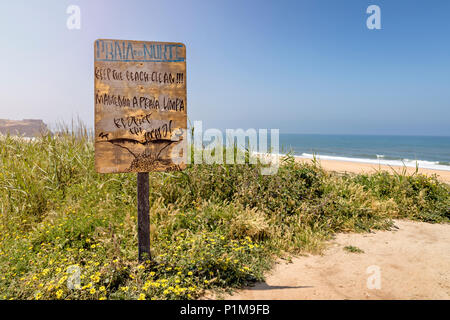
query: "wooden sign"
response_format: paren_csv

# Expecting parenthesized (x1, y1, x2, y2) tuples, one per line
(94, 39, 187, 173)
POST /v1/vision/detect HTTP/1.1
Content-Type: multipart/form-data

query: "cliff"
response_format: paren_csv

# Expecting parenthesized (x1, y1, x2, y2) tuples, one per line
(0, 119, 50, 137)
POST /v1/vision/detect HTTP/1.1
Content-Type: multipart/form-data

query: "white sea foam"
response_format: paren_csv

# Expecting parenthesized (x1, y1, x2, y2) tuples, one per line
(299, 153, 450, 172)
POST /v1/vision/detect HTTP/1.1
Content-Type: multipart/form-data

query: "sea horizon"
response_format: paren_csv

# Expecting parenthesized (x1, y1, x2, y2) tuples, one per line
(278, 133, 450, 172)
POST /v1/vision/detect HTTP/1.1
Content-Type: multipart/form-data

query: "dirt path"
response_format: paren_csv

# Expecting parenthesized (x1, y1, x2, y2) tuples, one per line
(225, 220, 450, 300)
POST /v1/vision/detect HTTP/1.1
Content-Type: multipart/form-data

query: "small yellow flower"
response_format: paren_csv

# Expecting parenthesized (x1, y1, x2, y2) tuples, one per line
(82, 282, 93, 290)
(58, 276, 68, 285)
(99, 296, 107, 300)
(99, 286, 106, 292)
(55, 290, 63, 299)
(121, 286, 129, 292)
(90, 288, 96, 294)
(138, 293, 146, 300)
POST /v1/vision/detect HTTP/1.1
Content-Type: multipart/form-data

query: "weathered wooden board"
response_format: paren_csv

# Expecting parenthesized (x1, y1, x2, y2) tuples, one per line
(94, 39, 187, 173)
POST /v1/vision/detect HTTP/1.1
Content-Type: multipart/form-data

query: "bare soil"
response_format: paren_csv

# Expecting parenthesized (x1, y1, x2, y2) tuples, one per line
(224, 220, 450, 300)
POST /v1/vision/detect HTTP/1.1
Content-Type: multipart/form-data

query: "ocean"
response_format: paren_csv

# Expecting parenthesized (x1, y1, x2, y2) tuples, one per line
(278, 134, 450, 171)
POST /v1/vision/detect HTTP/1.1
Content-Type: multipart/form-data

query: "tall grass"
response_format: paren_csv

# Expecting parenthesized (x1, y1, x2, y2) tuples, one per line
(0, 129, 448, 300)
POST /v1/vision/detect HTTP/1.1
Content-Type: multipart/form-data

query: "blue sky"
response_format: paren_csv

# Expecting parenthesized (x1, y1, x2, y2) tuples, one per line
(0, 0, 449, 135)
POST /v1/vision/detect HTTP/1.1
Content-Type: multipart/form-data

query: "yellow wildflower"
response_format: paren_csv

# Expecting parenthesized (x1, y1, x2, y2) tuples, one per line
(56, 290, 63, 299)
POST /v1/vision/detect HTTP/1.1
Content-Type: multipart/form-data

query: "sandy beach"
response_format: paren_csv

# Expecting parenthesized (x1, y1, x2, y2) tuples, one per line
(294, 156, 450, 184)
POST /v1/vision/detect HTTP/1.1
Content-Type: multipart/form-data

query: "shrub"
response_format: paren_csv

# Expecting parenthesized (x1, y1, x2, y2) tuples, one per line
(0, 132, 448, 300)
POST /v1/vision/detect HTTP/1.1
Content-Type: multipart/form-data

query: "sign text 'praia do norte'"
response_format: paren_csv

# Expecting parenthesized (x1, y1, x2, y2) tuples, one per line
(94, 39, 187, 174)
(95, 39, 185, 62)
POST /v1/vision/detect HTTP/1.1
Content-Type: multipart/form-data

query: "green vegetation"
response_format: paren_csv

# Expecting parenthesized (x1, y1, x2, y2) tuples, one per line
(0, 131, 449, 300)
(343, 246, 365, 254)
